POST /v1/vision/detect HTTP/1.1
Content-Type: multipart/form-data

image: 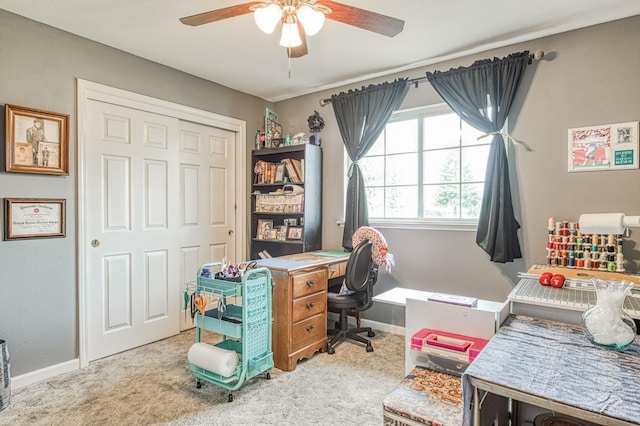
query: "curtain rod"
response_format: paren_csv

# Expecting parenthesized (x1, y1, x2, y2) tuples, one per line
(319, 50, 545, 107)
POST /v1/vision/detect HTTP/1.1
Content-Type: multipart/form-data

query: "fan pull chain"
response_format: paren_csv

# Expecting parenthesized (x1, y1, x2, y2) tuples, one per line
(288, 48, 293, 79)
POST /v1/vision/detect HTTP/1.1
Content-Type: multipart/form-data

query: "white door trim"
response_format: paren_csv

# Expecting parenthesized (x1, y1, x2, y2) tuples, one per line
(76, 79, 246, 368)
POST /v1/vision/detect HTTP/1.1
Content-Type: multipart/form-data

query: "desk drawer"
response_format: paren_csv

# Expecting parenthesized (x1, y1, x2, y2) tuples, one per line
(292, 292, 326, 323)
(292, 313, 326, 351)
(292, 269, 327, 298)
(327, 260, 347, 279)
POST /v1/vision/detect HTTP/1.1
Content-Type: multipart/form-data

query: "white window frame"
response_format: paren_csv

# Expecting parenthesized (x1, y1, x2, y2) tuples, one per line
(351, 104, 487, 231)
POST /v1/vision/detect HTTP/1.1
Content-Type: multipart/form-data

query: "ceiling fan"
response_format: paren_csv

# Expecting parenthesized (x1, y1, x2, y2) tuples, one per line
(179, 1, 405, 59)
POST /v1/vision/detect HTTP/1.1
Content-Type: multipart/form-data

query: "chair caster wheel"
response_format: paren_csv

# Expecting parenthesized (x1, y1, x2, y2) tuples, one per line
(228, 394, 234, 402)
(328, 346, 335, 354)
(368, 330, 375, 337)
(196, 380, 202, 389)
(366, 345, 373, 352)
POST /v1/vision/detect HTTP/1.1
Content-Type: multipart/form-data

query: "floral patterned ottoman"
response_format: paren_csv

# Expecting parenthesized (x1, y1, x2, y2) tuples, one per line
(383, 366, 462, 426)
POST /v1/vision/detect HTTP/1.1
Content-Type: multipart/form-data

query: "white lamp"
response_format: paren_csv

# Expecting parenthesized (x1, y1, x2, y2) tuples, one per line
(254, 3, 282, 34)
(296, 4, 325, 36)
(279, 14, 302, 47)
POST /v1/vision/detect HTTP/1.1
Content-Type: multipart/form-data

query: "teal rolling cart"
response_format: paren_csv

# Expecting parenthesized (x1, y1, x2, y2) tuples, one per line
(187, 262, 273, 402)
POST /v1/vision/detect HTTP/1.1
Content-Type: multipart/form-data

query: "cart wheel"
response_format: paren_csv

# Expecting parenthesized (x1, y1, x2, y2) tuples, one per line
(328, 346, 335, 355)
(366, 344, 374, 352)
(265, 372, 271, 380)
(368, 330, 375, 337)
(228, 393, 234, 402)
(196, 380, 202, 389)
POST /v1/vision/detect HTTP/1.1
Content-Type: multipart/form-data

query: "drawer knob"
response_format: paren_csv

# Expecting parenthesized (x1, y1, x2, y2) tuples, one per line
(306, 279, 314, 287)
(306, 324, 314, 332)
(306, 302, 315, 310)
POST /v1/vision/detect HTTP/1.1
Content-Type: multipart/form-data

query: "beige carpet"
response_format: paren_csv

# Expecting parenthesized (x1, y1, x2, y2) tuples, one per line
(0, 328, 404, 426)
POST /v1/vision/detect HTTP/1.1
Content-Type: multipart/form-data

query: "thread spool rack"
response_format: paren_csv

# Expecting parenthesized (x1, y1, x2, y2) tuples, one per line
(546, 218, 625, 273)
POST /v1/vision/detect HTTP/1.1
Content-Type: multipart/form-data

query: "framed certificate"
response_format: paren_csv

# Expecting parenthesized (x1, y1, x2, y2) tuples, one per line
(4, 198, 66, 240)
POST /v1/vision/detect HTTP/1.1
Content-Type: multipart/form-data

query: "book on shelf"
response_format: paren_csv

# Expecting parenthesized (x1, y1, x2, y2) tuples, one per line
(283, 158, 303, 182)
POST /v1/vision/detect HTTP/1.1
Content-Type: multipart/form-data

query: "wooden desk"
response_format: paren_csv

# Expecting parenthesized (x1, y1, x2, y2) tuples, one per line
(462, 315, 640, 426)
(256, 251, 350, 371)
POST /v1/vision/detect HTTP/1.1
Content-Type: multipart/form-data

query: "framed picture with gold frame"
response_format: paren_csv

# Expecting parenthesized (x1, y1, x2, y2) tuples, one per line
(5, 104, 69, 175)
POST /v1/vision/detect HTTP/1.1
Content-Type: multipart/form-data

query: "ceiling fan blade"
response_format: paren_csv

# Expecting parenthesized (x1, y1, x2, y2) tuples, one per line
(180, 1, 263, 26)
(318, 0, 404, 37)
(287, 20, 308, 58)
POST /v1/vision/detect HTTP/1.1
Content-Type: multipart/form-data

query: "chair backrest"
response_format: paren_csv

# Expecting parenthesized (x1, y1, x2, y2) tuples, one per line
(344, 240, 379, 297)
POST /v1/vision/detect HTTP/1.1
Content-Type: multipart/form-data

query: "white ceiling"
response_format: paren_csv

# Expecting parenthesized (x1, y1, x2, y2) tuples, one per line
(2, 1, 640, 102)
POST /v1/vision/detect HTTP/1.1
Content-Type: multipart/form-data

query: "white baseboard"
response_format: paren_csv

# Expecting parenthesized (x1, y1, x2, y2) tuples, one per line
(11, 358, 80, 390)
(327, 312, 405, 336)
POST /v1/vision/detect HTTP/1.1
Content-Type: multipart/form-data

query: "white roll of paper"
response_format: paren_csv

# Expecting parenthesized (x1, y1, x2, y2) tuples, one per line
(579, 213, 625, 234)
(187, 342, 238, 377)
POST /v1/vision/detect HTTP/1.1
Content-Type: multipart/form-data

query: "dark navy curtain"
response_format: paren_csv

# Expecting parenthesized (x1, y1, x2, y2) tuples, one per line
(330, 79, 409, 250)
(426, 51, 530, 263)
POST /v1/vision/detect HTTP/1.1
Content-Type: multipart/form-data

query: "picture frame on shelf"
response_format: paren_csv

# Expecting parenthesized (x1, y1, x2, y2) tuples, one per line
(4, 198, 66, 240)
(287, 226, 303, 240)
(277, 225, 288, 240)
(284, 218, 297, 226)
(274, 162, 286, 183)
(256, 219, 273, 239)
(263, 228, 278, 240)
(265, 107, 282, 149)
(5, 104, 69, 175)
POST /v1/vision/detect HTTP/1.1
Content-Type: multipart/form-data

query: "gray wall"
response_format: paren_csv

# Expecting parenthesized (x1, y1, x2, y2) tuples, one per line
(2, 9, 640, 377)
(0, 10, 271, 376)
(274, 15, 640, 324)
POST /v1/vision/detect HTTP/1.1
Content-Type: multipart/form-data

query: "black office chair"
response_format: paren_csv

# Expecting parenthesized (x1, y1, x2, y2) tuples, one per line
(326, 240, 379, 354)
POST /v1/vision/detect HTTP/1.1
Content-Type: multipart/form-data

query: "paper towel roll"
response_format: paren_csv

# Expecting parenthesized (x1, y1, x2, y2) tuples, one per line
(188, 342, 238, 377)
(579, 213, 625, 234)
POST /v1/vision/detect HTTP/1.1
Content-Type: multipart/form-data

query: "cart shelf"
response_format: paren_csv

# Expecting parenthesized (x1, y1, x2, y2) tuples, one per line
(187, 262, 273, 402)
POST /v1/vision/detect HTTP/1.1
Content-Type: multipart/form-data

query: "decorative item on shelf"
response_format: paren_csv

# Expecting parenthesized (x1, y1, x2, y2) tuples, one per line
(307, 110, 324, 146)
(582, 278, 637, 350)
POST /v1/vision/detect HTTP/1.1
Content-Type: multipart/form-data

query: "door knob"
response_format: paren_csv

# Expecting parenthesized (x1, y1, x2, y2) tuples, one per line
(228, 230, 234, 236)
(91, 239, 100, 247)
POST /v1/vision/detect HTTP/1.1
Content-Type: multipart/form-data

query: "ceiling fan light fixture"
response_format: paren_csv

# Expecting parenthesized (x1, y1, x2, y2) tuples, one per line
(296, 4, 325, 36)
(254, 3, 282, 34)
(279, 18, 303, 48)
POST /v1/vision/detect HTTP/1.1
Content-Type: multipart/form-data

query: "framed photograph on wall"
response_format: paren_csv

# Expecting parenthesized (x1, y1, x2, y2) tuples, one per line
(287, 226, 303, 240)
(568, 121, 639, 172)
(5, 104, 69, 175)
(4, 198, 66, 240)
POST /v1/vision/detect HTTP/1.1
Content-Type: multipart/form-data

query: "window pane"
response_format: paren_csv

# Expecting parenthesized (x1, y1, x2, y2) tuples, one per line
(368, 132, 385, 156)
(386, 119, 417, 154)
(423, 148, 459, 184)
(366, 187, 385, 218)
(424, 113, 460, 149)
(461, 183, 483, 219)
(461, 145, 490, 182)
(386, 153, 417, 185)
(461, 121, 486, 146)
(360, 156, 384, 186)
(385, 186, 417, 218)
(423, 184, 460, 219)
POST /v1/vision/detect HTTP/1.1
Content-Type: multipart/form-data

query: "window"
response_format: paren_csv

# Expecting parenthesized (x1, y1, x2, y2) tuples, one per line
(358, 105, 489, 225)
